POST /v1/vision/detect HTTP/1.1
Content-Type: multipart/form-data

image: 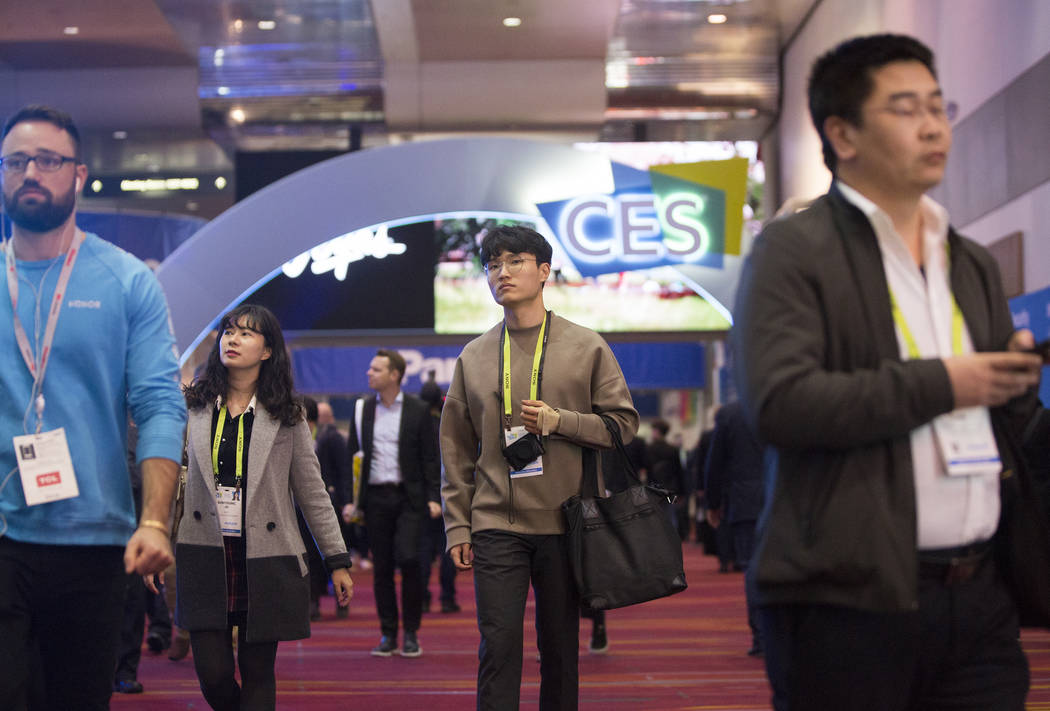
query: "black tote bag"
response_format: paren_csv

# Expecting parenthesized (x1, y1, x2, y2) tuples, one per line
(561, 415, 688, 611)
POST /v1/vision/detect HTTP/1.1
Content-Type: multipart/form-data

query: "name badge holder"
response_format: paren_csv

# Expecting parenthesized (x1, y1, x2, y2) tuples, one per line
(7, 232, 85, 505)
(889, 281, 1001, 478)
(212, 404, 246, 536)
(500, 311, 550, 479)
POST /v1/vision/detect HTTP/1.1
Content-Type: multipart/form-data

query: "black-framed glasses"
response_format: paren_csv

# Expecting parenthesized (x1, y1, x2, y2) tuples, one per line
(484, 256, 536, 276)
(0, 153, 79, 174)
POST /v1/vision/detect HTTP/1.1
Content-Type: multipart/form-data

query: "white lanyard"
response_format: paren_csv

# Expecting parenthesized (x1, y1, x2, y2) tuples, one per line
(5, 230, 85, 416)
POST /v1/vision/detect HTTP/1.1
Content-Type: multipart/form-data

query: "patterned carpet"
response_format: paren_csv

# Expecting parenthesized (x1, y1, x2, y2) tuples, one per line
(111, 542, 1050, 710)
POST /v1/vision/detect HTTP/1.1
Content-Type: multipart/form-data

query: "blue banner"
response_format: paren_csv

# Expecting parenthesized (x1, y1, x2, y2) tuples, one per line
(292, 341, 705, 395)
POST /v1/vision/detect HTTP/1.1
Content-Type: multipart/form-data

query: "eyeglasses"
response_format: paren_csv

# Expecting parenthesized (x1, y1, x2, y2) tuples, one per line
(0, 153, 78, 174)
(871, 97, 952, 123)
(484, 256, 536, 276)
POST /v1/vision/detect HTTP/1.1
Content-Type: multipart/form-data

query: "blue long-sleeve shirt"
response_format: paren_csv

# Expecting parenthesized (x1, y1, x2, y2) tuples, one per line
(0, 232, 187, 546)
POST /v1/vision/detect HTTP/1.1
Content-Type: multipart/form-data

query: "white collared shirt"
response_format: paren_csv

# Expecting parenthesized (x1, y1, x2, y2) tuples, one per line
(837, 180, 999, 549)
(370, 391, 404, 485)
(216, 393, 257, 416)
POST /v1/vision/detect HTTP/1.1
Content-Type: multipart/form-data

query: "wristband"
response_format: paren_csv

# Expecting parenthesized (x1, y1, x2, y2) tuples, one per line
(139, 519, 169, 535)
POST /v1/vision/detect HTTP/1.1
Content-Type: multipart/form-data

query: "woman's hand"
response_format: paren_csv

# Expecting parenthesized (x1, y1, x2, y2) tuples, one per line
(332, 567, 354, 607)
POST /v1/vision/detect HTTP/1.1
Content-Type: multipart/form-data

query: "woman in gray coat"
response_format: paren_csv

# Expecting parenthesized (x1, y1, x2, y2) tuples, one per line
(175, 304, 353, 710)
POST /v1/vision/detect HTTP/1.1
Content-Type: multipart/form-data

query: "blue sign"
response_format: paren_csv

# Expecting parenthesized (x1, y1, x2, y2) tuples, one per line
(1010, 286, 1050, 406)
(292, 341, 705, 395)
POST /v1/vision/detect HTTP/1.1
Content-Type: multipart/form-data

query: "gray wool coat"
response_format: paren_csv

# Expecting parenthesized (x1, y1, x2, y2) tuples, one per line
(175, 404, 351, 642)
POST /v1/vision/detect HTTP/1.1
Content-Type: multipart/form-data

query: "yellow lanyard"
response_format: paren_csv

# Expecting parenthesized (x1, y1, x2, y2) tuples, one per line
(888, 286, 965, 359)
(501, 312, 549, 428)
(211, 405, 245, 489)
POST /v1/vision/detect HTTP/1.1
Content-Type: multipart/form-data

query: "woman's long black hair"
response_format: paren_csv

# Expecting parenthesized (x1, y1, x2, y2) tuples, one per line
(183, 304, 303, 427)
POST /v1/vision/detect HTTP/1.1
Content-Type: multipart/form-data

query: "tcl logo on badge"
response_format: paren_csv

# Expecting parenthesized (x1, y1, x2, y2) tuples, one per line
(36, 472, 62, 487)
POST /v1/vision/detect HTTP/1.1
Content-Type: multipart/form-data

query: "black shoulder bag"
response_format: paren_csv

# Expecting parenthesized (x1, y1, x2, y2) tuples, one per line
(561, 414, 688, 610)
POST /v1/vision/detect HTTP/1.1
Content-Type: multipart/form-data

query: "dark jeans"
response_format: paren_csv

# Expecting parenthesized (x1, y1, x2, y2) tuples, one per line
(190, 612, 279, 711)
(0, 537, 126, 711)
(419, 515, 457, 605)
(365, 484, 423, 637)
(115, 571, 173, 682)
(761, 557, 1028, 711)
(472, 529, 580, 711)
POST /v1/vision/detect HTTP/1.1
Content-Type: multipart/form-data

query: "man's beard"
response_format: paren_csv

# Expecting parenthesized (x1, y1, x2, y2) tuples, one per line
(2, 180, 76, 233)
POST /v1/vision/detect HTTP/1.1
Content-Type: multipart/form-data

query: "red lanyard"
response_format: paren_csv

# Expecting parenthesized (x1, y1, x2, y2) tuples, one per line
(5, 230, 85, 391)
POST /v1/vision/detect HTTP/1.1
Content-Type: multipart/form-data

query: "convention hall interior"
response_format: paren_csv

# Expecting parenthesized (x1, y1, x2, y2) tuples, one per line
(2, 1, 1049, 709)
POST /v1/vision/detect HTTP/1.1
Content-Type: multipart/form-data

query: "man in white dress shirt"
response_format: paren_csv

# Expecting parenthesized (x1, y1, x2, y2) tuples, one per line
(733, 33, 1047, 711)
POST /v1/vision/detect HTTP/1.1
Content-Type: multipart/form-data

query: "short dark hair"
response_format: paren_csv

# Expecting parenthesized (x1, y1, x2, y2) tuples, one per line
(303, 396, 319, 423)
(480, 225, 553, 267)
(1, 105, 82, 160)
(652, 419, 670, 437)
(376, 348, 406, 383)
(808, 34, 936, 173)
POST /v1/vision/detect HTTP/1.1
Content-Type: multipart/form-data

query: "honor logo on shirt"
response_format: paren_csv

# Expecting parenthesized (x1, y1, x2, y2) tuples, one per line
(67, 299, 101, 309)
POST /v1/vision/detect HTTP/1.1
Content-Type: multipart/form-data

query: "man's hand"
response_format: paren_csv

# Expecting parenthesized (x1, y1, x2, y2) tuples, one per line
(332, 567, 354, 607)
(943, 350, 1041, 409)
(521, 399, 559, 436)
(706, 508, 722, 529)
(450, 542, 473, 570)
(124, 525, 173, 576)
(427, 501, 442, 519)
(342, 503, 356, 524)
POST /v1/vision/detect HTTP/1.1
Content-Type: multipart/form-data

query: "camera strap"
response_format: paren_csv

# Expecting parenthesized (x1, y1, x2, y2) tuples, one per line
(499, 310, 551, 430)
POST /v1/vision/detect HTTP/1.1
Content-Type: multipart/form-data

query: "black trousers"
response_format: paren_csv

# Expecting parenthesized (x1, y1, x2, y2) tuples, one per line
(731, 521, 760, 647)
(365, 484, 423, 637)
(190, 612, 279, 711)
(0, 537, 125, 711)
(115, 571, 172, 682)
(761, 556, 1028, 711)
(472, 529, 580, 711)
(420, 515, 457, 604)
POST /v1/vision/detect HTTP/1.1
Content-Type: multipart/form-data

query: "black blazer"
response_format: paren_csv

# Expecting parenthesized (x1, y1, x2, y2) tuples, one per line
(347, 392, 440, 513)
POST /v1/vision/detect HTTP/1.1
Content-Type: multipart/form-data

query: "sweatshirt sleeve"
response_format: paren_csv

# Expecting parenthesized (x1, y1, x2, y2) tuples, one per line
(440, 357, 478, 550)
(125, 268, 187, 464)
(553, 338, 639, 449)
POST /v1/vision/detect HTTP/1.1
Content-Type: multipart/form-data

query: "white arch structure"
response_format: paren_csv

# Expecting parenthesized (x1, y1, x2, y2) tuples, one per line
(156, 137, 741, 358)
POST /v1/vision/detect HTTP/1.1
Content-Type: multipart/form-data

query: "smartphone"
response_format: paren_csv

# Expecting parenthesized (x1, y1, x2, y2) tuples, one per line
(1027, 339, 1050, 361)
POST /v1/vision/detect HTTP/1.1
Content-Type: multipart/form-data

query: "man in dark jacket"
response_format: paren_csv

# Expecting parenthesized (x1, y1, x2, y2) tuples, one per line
(734, 34, 1046, 710)
(344, 350, 440, 658)
(703, 401, 764, 655)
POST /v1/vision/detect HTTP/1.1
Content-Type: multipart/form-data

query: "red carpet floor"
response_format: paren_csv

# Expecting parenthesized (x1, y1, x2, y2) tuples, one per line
(112, 543, 1050, 710)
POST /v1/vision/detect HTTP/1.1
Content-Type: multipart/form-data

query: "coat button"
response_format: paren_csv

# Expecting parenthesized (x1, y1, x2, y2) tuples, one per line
(193, 511, 202, 520)
(266, 522, 276, 531)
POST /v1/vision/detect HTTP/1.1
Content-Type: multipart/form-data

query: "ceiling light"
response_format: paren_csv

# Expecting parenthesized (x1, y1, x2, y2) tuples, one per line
(91, 180, 102, 193)
(707, 13, 728, 24)
(230, 108, 246, 124)
(233, 19, 244, 31)
(215, 177, 228, 190)
(63, 26, 79, 35)
(503, 17, 522, 28)
(112, 131, 127, 140)
(258, 20, 276, 30)
(217, 86, 230, 96)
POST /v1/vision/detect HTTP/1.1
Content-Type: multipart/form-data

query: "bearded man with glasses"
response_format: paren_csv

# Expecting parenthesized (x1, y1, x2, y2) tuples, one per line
(0, 105, 186, 710)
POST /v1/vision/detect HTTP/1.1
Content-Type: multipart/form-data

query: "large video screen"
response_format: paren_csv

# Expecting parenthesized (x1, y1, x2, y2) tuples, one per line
(240, 141, 762, 335)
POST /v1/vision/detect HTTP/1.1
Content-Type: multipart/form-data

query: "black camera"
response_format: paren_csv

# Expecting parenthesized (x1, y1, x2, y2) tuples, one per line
(502, 432, 545, 470)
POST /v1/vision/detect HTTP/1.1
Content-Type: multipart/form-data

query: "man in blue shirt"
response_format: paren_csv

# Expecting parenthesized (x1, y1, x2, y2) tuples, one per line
(0, 105, 187, 710)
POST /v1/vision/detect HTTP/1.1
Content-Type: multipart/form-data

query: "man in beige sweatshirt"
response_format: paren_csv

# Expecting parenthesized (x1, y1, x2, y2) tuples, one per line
(440, 225, 638, 711)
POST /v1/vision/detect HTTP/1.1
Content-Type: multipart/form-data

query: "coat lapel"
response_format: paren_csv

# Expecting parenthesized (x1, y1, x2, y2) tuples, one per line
(190, 407, 218, 499)
(828, 187, 900, 362)
(245, 405, 280, 514)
